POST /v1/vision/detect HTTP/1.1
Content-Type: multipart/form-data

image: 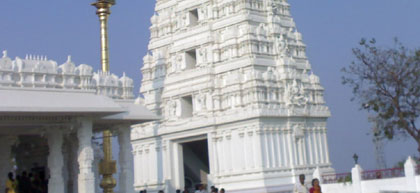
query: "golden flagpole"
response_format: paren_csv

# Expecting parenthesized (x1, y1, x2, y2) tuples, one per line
(92, 1, 117, 193)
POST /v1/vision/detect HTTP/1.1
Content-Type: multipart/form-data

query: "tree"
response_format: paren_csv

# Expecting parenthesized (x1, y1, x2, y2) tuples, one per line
(342, 38, 420, 154)
(393, 156, 420, 168)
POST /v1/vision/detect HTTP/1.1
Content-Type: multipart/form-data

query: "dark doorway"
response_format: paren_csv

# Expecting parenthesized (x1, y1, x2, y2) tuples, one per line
(182, 139, 209, 192)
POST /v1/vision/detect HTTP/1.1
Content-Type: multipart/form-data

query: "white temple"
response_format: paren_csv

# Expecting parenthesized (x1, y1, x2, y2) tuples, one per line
(131, 0, 334, 192)
(0, 50, 157, 193)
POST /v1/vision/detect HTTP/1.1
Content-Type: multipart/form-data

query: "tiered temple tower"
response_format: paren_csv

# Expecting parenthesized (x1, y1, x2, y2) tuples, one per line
(132, 0, 333, 192)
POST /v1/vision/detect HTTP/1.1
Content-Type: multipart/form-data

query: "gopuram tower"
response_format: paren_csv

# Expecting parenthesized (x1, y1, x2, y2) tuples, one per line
(132, 0, 333, 192)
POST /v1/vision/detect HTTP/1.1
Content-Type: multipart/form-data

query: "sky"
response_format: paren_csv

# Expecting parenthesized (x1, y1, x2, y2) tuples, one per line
(0, 0, 419, 173)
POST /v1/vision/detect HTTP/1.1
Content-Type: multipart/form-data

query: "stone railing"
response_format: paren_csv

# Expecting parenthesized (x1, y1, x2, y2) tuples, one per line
(313, 157, 420, 193)
(416, 164, 420, 175)
(361, 167, 405, 180)
(321, 172, 351, 184)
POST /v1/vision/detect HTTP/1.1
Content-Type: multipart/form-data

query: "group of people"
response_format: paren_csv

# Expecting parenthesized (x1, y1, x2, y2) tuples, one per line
(140, 184, 226, 193)
(193, 184, 224, 193)
(6, 171, 317, 193)
(140, 176, 321, 193)
(294, 174, 322, 193)
(5, 171, 48, 193)
(209, 185, 225, 193)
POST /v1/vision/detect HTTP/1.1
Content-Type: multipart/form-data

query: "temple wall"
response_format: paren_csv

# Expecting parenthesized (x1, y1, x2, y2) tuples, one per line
(133, 0, 333, 192)
(316, 157, 420, 193)
(132, 117, 333, 192)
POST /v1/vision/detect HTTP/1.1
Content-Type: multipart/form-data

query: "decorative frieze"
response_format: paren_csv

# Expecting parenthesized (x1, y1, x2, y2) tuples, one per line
(0, 52, 134, 99)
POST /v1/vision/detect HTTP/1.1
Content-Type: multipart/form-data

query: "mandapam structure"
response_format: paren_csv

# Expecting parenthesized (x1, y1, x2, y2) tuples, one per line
(0, 51, 157, 193)
(132, 0, 334, 192)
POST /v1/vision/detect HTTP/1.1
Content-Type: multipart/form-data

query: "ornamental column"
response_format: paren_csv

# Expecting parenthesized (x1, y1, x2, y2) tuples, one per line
(47, 129, 65, 193)
(68, 134, 79, 193)
(77, 118, 95, 193)
(0, 136, 16, 192)
(118, 125, 135, 193)
(91, 1, 117, 192)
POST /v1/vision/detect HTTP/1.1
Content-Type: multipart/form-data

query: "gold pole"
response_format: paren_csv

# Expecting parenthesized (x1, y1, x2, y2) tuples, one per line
(92, 1, 117, 193)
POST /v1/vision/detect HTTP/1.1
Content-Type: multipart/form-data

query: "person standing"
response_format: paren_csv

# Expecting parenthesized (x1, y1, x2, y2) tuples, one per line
(293, 174, 308, 193)
(5, 172, 17, 193)
(210, 186, 216, 193)
(194, 184, 207, 193)
(19, 171, 31, 193)
(309, 178, 322, 193)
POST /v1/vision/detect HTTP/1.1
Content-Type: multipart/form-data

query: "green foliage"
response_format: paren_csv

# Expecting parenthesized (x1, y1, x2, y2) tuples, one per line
(344, 175, 352, 183)
(393, 156, 420, 168)
(342, 38, 420, 153)
(337, 174, 352, 184)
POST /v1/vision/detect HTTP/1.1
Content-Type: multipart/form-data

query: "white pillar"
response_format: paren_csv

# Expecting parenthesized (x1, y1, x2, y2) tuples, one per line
(246, 131, 255, 169)
(312, 167, 322, 184)
(225, 133, 233, 171)
(301, 133, 308, 165)
(275, 130, 283, 167)
(77, 118, 95, 193)
(290, 132, 298, 166)
(118, 125, 135, 193)
(132, 145, 139, 186)
(93, 139, 103, 193)
(47, 130, 65, 193)
(272, 130, 279, 168)
(351, 164, 363, 193)
(218, 137, 225, 172)
(298, 138, 305, 165)
(0, 136, 15, 192)
(404, 156, 417, 190)
(152, 143, 159, 183)
(173, 142, 184, 190)
(306, 130, 314, 165)
(209, 132, 218, 174)
(322, 130, 330, 163)
(312, 131, 319, 164)
(254, 129, 264, 168)
(162, 140, 170, 182)
(317, 130, 325, 164)
(62, 138, 69, 193)
(139, 147, 145, 185)
(261, 130, 269, 168)
(208, 132, 217, 187)
(69, 134, 79, 193)
(238, 132, 246, 170)
(281, 132, 289, 167)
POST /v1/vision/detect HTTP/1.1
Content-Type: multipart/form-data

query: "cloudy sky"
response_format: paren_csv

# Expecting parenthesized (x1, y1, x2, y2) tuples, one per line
(0, 0, 419, 173)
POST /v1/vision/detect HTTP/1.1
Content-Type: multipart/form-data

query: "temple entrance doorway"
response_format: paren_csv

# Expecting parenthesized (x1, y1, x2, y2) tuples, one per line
(14, 135, 48, 175)
(181, 139, 209, 192)
(11, 135, 49, 193)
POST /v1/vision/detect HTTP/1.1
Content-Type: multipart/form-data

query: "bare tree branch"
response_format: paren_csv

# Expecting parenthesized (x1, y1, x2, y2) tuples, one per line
(343, 38, 420, 154)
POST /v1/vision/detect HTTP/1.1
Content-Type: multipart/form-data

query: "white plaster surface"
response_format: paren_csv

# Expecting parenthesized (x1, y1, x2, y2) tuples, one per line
(132, 0, 334, 192)
(47, 130, 65, 193)
(0, 50, 156, 193)
(319, 157, 420, 193)
(77, 119, 95, 193)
